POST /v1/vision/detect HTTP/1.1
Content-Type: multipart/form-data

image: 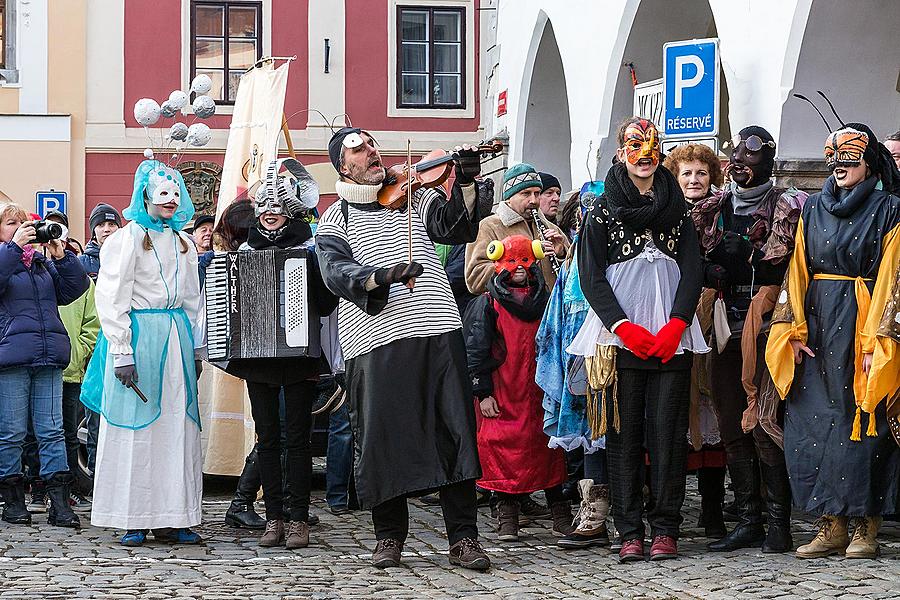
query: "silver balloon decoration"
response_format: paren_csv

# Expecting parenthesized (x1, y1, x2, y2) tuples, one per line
(192, 95, 216, 119)
(190, 74, 213, 95)
(133, 98, 161, 127)
(168, 90, 189, 110)
(159, 100, 177, 118)
(186, 123, 212, 147)
(169, 122, 189, 142)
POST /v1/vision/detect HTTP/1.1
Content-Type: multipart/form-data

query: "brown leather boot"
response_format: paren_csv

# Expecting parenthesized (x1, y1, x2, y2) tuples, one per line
(845, 516, 882, 559)
(550, 501, 575, 537)
(497, 498, 519, 542)
(795, 515, 849, 559)
(285, 520, 309, 549)
(258, 519, 285, 547)
(372, 538, 403, 568)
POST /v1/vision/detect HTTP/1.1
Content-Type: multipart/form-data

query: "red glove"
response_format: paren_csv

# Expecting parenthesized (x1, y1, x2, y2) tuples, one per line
(613, 321, 655, 360)
(648, 319, 688, 363)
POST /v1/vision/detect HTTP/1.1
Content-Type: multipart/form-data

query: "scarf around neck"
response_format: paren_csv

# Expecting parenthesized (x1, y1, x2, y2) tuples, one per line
(20, 244, 36, 269)
(247, 218, 313, 250)
(820, 174, 878, 218)
(335, 180, 382, 204)
(488, 267, 549, 321)
(604, 161, 686, 232)
(730, 179, 774, 216)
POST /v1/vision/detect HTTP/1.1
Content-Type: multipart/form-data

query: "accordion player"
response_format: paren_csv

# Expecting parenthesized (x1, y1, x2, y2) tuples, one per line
(205, 248, 323, 362)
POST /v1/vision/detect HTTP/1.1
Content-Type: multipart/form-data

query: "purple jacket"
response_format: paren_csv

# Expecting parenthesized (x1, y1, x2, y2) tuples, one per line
(0, 242, 90, 371)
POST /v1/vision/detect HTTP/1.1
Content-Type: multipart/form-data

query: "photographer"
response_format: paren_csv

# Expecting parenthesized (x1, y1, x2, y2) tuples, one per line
(0, 202, 90, 528)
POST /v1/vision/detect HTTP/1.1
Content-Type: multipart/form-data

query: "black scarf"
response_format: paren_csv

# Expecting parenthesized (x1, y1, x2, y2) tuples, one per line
(247, 219, 313, 249)
(488, 266, 549, 321)
(604, 161, 687, 232)
(820, 174, 878, 218)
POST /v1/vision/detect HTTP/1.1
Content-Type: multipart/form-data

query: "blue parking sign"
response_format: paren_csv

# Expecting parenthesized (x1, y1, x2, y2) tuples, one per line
(35, 190, 67, 217)
(662, 38, 719, 139)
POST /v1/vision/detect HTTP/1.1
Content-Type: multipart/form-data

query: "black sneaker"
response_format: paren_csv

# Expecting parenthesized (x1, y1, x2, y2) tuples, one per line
(329, 504, 351, 515)
(449, 538, 491, 571)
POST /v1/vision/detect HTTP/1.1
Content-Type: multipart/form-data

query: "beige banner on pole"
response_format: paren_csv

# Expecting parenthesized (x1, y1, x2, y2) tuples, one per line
(215, 61, 290, 225)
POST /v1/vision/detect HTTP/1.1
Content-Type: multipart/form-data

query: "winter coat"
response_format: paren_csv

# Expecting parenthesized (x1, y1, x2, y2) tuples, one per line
(59, 280, 100, 383)
(79, 241, 101, 281)
(0, 243, 90, 371)
(464, 201, 569, 295)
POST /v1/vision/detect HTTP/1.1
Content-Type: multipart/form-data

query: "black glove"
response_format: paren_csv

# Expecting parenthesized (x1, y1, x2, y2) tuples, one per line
(704, 263, 729, 288)
(453, 147, 481, 185)
(374, 262, 424, 287)
(115, 364, 138, 388)
(721, 231, 753, 260)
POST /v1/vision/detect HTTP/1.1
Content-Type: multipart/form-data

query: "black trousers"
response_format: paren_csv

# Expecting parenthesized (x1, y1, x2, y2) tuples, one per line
(711, 338, 784, 468)
(247, 380, 314, 522)
(61, 382, 82, 480)
(606, 368, 691, 541)
(371, 479, 478, 546)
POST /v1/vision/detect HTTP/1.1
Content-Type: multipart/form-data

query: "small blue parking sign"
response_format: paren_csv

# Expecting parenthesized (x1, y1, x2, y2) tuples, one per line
(662, 38, 719, 139)
(35, 190, 67, 217)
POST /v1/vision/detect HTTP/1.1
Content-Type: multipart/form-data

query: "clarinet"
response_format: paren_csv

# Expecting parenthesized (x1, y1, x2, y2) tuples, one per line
(530, 209, 561, 275)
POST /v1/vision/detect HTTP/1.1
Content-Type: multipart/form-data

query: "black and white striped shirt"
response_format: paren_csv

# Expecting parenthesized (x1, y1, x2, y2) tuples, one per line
(316, 187, 462, 360)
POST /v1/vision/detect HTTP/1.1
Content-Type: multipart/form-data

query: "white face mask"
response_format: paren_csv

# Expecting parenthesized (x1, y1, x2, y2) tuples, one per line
(147, 166, 183, 206)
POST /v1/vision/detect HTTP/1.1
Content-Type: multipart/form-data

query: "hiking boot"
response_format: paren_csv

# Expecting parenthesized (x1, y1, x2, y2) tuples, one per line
(448, 537, 491, 571)
(796, 515, 849, 559)
(258, 520, 285, 547)
(649, 535, 677, 561)
(285, 520, 309, 549)
(558, 480, 610, 549)
(618, 538, 644, 562)
(550, 501, 575, 537)
(845, 517, 881, 559)
(0, 475, 31, 525)
(46, 473, 80, 528)
(497, 498, 519, 542)
(372, 538, 403, 568)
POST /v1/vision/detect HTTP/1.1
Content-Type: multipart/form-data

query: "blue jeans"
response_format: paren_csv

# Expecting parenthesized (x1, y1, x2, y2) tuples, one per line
(326, 402, 353, 508)
(0, 367, 68, 479)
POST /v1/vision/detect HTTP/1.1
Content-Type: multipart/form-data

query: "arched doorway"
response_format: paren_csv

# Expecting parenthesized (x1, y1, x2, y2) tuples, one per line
(520, 18, 572, 191)
(596, 0, 729, 175)
(779, 0, 900, 159)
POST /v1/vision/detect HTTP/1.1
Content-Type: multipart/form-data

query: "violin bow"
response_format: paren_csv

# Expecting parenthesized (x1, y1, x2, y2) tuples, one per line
(406, 139, 415, 293)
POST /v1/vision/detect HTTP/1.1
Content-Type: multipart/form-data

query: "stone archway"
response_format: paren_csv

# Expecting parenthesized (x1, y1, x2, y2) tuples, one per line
(596, 0, 728, 174)
(519, 17, 572, 191)
(779, 0, 900, 160)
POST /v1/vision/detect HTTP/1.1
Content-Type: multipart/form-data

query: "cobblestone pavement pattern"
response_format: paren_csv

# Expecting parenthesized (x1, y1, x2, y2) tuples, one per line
(0, 475, 898, 599)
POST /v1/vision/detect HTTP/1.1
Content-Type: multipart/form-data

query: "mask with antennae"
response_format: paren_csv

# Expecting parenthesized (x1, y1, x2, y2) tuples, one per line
(824, 128, 868, 169)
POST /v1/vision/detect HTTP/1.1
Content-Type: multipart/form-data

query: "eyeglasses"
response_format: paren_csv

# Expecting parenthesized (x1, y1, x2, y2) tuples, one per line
(724, 135, 776, 152)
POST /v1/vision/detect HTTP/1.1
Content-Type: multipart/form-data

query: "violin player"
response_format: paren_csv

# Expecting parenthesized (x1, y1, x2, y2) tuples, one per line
(314, 127, 491, 571)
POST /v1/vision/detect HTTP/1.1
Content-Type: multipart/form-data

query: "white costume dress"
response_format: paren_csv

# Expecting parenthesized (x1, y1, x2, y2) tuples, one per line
(89, 222, 204, 529)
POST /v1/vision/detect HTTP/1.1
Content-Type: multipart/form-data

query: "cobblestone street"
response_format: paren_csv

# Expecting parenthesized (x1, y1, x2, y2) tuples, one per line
(0, 475, 898, 599)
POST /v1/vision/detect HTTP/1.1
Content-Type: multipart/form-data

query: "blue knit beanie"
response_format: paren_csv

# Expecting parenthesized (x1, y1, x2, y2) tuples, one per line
(502, 163, 542, 201)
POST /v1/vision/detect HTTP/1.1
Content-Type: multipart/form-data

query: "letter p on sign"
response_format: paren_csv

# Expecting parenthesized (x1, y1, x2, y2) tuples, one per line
(674, 55, 704, 109)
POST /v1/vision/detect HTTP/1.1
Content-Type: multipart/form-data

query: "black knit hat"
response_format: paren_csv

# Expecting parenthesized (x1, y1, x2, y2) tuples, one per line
(328, 127, 377, 174)
(44, 209, 68, 228)
(89, 203, 123, 236)
(539, 172, 561, 192)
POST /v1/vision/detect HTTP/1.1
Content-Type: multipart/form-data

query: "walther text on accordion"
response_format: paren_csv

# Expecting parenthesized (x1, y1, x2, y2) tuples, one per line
(205, 248, 322, 361)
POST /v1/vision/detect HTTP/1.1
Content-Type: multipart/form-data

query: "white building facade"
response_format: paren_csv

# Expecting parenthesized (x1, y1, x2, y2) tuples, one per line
(481, 0, 900, 191)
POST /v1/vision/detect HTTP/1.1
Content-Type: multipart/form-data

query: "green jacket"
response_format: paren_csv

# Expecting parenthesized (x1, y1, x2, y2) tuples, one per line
(59, 280, 100, 384)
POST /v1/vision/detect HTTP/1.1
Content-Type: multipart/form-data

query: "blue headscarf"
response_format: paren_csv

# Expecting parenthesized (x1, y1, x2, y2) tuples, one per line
(124, 159, 195, 232)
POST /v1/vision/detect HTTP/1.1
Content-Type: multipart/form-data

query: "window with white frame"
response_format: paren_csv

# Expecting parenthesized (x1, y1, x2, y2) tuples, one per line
(397, 6, 465, 109)
(0, 0, 18, 83)
(190, 0, 262, 104)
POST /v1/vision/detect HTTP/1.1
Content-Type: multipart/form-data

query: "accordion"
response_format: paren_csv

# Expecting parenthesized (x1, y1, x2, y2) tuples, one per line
(205, 248, 321, 361)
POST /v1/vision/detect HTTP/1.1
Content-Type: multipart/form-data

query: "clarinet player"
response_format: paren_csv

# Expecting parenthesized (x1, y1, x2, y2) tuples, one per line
(465, 163, 569, 295)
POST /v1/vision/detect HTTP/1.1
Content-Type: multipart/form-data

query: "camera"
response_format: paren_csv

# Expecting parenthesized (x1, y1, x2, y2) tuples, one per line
(33, 220, 64, 244)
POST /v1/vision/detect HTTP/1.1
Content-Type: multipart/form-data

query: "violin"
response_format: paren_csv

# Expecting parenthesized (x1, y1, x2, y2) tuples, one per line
(377, 140, 505, 209)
